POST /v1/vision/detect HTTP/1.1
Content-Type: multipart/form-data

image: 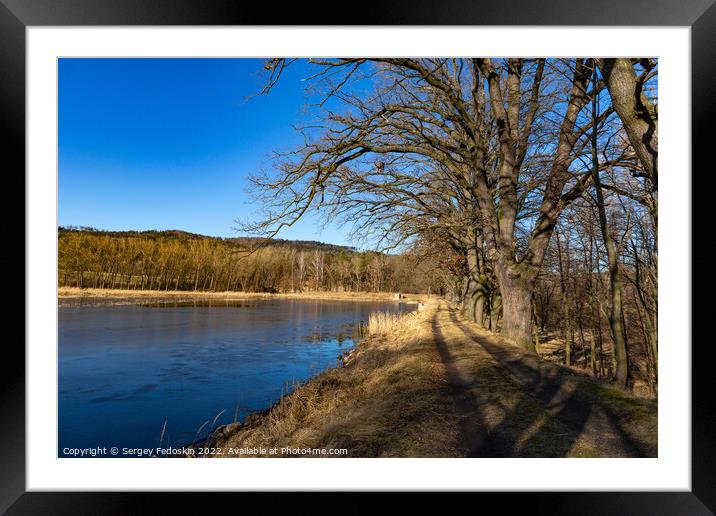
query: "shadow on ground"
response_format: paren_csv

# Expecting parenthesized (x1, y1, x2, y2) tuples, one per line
(430, 305, 650, 457)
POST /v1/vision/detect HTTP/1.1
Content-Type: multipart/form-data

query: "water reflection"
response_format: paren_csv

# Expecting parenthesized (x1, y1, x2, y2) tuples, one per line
(139, 300, 258, 308)
(58, 298, 414, 457)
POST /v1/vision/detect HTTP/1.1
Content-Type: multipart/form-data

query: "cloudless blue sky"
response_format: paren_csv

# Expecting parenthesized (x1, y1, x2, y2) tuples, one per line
(58, 58, 353, 246)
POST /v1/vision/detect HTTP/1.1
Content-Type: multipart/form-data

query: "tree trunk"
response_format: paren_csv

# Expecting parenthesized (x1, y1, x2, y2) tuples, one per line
(563, 299, 572, 367)
(589, 332, 597, 377)
(598, 58, 657, 188)
(555, 230, 572, 367)
(462, 279, 486, 327)
(460, 246, 488, 326)
(590, 67, 629, 388)
(531, 297, 541, 354)
(489, 290, 502, 332)
(608, 269, 629, 387)
(495, 265, 535, 351)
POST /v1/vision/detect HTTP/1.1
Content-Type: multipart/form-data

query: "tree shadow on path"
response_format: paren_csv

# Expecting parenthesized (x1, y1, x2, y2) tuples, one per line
(431, 310, 512, 457)
(448, 308, 649, 458)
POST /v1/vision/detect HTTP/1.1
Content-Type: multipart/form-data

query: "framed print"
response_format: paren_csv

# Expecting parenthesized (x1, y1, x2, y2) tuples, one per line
(4, 0, 713, 512)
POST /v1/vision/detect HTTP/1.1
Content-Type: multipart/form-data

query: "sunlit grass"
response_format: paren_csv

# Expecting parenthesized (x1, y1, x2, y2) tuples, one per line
(199, 299, 456, 458)
(364, 309, 421, 338)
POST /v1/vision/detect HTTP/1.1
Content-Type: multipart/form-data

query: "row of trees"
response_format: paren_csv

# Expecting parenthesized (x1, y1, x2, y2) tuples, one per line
(532, 195, 657, 392)
(247, 57, 657, 390)
(58, 228, 441, 295)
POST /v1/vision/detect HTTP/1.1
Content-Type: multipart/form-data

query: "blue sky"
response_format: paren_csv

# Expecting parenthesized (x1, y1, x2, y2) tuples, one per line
(58, 58, 353, 246)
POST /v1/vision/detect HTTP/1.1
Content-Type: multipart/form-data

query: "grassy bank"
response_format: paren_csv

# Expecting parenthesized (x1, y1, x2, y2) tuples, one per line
(199, 300, 460, 457)
(58, 287, 421, 304)
(196, 299, 657, 458)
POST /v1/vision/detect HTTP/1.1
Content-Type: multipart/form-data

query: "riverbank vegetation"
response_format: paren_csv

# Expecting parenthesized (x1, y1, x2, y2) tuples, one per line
(201, 301, 452, 457)
(57, 286, 420, 306)
(202, 300, 656, 458)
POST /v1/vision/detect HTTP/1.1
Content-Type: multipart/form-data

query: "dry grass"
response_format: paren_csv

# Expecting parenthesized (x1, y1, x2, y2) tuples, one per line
(364, 309, 422, 338)
(198, 300, 637, 458)
(196, 299, 657, 458)
(199, 299, 461, 458)
(58, 286, 421, 304)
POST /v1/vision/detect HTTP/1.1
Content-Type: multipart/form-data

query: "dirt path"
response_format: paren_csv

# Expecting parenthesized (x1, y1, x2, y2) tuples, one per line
(432, 301, 656, 457)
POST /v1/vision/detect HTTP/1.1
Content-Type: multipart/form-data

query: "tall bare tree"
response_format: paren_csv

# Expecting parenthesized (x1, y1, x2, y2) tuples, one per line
(245, 58, 604, 349)
(589, 63, 630, 387)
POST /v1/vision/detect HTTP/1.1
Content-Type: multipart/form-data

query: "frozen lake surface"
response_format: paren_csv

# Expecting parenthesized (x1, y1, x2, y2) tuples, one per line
(58, 298, 413, 457)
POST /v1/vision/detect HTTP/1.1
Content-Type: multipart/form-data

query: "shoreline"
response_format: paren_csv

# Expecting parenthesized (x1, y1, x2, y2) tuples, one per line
(58, 289, 657, 457)
(194, 299, 657, 458)
(58, 287, 423, 305)
(195, 302, 446, 458)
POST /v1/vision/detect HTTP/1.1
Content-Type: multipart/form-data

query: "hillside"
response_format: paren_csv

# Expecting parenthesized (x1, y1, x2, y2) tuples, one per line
(57, 227, 440, 294)
(58, 226, 357, 253)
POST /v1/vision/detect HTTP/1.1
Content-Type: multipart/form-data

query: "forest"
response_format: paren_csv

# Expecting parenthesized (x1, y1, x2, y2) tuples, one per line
(57, 227, 441, 294)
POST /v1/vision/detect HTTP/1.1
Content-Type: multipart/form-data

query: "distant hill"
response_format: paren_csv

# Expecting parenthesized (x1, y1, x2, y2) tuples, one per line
(58, 226, 357, 253)
(57, 225, 435, 294)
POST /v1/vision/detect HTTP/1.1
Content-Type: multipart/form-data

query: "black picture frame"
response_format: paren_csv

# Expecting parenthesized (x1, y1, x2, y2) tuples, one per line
(4, 0, 712, 513)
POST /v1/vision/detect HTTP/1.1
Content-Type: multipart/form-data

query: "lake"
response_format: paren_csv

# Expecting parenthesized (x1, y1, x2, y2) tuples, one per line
(58, 298, 413, 457)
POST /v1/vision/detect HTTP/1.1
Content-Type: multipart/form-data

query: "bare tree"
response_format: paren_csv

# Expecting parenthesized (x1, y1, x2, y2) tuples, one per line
(596, 58, 658, 190)
(589, 64, 630, 387)
(243, 58, 607, 349)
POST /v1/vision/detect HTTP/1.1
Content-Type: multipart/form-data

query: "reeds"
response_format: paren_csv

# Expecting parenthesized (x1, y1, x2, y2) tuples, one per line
(205, 300, 444, 457)
(158, 418, 168, 448)
(364, 309, 420, 337)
